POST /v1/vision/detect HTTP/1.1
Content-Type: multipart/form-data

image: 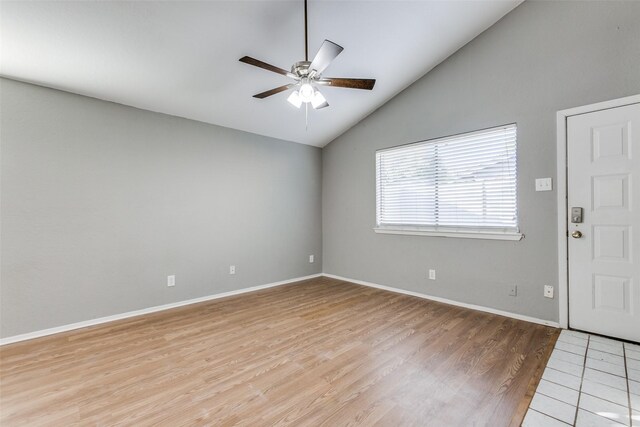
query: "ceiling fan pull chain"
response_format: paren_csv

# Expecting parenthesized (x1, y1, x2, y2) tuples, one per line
(305, 103, 309, 131)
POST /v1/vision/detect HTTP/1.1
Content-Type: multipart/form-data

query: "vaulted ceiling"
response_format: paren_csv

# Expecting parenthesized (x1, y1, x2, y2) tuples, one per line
(0, 1, 521, 147)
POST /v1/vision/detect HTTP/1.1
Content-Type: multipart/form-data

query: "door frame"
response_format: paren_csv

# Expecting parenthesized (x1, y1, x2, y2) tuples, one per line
(556, 94, 640, 329)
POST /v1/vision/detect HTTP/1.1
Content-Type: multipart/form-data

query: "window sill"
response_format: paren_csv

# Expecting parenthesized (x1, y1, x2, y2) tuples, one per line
(373, 227, 524, 241)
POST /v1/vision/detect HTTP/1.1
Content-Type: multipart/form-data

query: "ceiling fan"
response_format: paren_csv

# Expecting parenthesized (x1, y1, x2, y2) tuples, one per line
(239, 0, 376, 110)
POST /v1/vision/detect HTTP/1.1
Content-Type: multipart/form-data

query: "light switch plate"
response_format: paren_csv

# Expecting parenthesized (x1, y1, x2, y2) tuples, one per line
(535, 178, 553, 192)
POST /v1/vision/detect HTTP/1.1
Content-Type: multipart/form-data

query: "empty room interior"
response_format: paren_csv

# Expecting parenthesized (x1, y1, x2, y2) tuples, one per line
(1, 0, 640, 425)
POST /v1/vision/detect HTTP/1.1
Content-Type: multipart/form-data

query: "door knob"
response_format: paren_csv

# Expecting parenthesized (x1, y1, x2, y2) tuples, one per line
(572, 230, 583, 239)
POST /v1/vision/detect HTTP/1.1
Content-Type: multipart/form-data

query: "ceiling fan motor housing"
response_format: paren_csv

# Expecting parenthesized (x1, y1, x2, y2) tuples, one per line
(291, 61, 313, 79)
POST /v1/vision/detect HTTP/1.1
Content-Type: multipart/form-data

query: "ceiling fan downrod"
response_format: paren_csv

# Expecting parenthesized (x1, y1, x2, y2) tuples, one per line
(304, 0, 308, 62)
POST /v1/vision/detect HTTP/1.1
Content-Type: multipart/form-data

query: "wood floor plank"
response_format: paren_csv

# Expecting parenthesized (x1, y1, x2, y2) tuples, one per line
(0, 277, 558, 426)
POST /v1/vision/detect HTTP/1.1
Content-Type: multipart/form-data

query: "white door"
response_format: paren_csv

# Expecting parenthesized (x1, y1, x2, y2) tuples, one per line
(568, 102, 640, 342)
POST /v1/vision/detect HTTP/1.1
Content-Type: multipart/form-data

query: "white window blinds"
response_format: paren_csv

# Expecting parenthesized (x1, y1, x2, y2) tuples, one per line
(376, 124, 518, 235)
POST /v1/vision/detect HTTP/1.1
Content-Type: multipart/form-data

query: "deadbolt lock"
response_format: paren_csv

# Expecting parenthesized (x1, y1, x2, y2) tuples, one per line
(571, 207, 583, 223)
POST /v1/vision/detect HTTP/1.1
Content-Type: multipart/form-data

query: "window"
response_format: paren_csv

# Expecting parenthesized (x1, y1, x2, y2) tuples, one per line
(375, 124, 521, 240)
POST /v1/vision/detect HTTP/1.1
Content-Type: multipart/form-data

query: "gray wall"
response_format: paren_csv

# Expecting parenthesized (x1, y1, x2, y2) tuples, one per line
(2, 2, 639, 338)
(0, 78, 322, 338)
(322, 1, 640, 322)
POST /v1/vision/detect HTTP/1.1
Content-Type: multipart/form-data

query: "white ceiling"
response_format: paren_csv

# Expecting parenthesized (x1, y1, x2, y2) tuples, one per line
(0, 1, 521, 147)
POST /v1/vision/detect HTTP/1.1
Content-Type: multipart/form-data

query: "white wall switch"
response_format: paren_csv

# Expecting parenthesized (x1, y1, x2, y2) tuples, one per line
(544, 285, 554, 298)
(167, 275, 175, 287)
(309, 255, 314, 263)
(428, 269, 436, 280)
(535, 178, 553, 192)
(229, 265, 236, 275)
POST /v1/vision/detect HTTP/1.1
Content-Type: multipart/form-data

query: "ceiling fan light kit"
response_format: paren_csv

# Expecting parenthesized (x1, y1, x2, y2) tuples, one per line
(310, 91, 327, 109)
(298, 80, 315, 102)
(239, 0, 376, 115)
(287, 91, 303, 109)
(286, 77, 327, 109)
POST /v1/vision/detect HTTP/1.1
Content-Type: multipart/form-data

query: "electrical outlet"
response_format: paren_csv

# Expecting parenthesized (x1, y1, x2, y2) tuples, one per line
(309, 255, 314, 263)
(428, 269, 436, 280)
(167, 275, 175, 287)
(508, 284, 517, 296)
(544, 285, 554, 298)
(229, 265, 236, 275)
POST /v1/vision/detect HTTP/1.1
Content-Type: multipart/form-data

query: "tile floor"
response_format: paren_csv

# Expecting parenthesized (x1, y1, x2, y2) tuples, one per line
(522, 330, 640, 427)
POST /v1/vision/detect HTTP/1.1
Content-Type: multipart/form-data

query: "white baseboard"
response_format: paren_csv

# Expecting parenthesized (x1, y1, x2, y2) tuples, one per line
(0, 272, 559, 346)
(322, 273, 560, 328)
(0, 273, 322, 346)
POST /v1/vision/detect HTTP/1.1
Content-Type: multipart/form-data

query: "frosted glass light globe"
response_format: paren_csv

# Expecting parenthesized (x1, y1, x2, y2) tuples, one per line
(287, 91, 302, 108)
(299, 83, 314, 103)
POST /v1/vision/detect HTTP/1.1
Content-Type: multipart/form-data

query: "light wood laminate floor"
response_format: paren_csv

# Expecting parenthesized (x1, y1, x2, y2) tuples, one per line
(0, 276, 558, 426)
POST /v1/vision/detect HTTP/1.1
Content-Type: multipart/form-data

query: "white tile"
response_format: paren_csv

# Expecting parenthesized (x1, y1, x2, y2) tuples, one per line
(530, 393, 577, 424)
(537, 379, 580, 406)
(628, 380, 640, 396)
(576, 409, 627, 427)
(630, 393, 640, 413)
(557, 340, 589, 356)
(632, 410, 640, 427)
(630, 369, 640, 383)
(627, 349, 640, 362)
(548, 357, 585, 377)
(586, 358, 627, 377)
(543, 367, 583, 390)
(625, 342, 640, 352)
(581, 379, 630, 407)
(589, 335, 623, 347)
(588, 349, 625, 366)
(590, 341, 625, 357)
(523, 408, 572, 427)
(627, 359, 640, 371)
(558, 334, 590, 347)
(562, 330, 591, 341)
(579, 394, 630, 426)
(583, 368, 629, 392)
(553, 348, 587, 366)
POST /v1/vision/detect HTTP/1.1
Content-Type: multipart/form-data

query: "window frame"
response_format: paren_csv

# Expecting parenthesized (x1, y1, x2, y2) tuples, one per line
(374, 124, 523, 241)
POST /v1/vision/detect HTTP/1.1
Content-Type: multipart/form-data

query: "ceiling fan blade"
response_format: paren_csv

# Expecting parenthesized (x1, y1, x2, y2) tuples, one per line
(253, 84, 294, 99)
(239, 56, 295, 78)
(317, 78, 376, 90)
(308, 40, 343, 75)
